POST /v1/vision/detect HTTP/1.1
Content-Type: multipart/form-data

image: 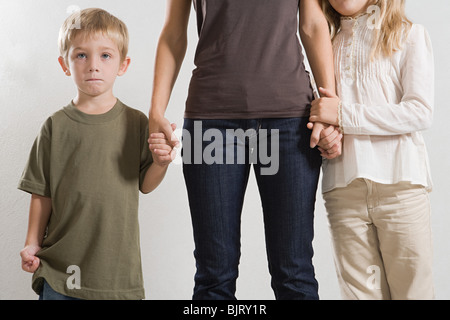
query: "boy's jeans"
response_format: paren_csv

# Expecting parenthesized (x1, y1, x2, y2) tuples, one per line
(182, 117, 322, 300)
(39, 280, 81, 300)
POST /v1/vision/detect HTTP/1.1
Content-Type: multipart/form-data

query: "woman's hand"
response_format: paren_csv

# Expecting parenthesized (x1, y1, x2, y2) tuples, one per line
(309, 87, 341, 126)
(148, 116, 178, 166)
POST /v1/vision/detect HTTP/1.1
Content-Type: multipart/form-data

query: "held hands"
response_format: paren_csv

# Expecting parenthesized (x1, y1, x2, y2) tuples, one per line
(148, 115, 179, 166)
(20, 244, 41, 273)
(308, 122, 343, 159)
(308, 87, 343, 159)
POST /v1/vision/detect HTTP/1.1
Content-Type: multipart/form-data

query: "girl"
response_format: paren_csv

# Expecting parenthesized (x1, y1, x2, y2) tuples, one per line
(309, 0, 434, 299)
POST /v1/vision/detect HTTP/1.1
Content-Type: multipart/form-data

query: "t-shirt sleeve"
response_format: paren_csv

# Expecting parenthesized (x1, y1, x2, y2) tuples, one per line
(18, 117, 52, 197)
(138, 114, 153, 190)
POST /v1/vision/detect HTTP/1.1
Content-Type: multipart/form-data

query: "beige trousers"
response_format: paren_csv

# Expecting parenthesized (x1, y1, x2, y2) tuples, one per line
(323, 179, 434, 300)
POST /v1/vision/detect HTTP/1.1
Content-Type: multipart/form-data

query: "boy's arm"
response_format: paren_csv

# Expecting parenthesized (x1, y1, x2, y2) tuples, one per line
(141, 128, 177, 194)
(20, 194, 52, 273)
(140, 162, 170, 194)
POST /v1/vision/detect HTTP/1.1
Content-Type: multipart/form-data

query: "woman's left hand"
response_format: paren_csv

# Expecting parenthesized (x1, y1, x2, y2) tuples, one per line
(309, 87, 341, 126)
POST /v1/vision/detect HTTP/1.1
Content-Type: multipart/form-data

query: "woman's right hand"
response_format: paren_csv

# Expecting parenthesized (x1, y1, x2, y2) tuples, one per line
(149, 114, 179, 165)
(149, 113, 179, 146)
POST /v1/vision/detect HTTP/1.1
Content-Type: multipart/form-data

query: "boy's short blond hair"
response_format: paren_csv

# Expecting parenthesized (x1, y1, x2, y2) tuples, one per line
(58, 8, 129, 62)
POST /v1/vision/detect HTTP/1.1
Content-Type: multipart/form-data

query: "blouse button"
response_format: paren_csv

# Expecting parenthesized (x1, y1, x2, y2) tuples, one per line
(344, 77, 354, 86)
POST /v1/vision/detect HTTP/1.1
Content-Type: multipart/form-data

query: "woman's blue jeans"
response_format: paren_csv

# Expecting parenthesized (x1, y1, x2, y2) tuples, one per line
(182, 117, 322, 300)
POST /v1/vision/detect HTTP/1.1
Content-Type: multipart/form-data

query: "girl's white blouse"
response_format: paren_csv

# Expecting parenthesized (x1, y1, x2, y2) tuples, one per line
(322, 14, 434, 193)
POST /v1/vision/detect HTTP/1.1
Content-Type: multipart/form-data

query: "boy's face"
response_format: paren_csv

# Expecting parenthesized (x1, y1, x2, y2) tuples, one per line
(59, 33, 130, 99)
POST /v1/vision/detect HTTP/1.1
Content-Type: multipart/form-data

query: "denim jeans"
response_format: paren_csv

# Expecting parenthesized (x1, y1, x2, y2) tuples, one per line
(39, 279, 81, 300)
(182, 117, 322, 300)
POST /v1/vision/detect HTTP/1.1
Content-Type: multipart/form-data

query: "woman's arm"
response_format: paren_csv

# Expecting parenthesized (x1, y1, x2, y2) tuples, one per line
(149, 0, 192, 152)
(299, 0, 341, 155)
(299, 0, 336, 97)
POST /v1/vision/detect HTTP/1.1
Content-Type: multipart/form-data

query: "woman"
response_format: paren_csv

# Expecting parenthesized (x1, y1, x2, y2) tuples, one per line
(148, 0, 340, 300)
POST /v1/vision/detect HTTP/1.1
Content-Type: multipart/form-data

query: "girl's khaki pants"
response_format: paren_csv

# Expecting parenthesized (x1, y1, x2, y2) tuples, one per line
(323, 178, 434, 300)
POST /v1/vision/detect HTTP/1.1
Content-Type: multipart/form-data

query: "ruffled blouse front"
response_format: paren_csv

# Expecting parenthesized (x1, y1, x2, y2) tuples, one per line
(322, 14, 434, 193)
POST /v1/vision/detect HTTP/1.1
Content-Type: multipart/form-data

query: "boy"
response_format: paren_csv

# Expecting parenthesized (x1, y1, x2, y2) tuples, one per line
(18, 8, 174, 300)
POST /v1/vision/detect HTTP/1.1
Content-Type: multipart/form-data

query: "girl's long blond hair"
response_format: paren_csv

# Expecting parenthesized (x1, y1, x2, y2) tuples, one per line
(321, 0, 412, 59)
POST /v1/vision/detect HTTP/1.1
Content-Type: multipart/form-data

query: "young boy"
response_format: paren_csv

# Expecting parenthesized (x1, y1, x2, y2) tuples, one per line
(18, 8, 174, 300)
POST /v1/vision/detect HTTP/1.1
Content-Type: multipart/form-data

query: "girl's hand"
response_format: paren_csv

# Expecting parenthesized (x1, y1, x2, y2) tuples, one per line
(310, 87, 341, 126)
(318, 131, 343, 160)
(317, 124, 343, 159)
(307, 122, 343, 159)
(318, 142, 342, 159)
(20, 244, 41, 273)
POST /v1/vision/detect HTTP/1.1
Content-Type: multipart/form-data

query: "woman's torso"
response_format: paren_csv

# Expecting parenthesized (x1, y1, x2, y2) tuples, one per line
(185, 0, 314, 119)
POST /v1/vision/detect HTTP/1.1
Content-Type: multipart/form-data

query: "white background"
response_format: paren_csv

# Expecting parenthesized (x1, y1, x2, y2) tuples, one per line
(1, 0, 449, 300)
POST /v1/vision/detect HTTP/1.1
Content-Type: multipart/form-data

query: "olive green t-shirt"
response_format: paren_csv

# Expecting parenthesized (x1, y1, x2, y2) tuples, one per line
(18, 99, 153, 300)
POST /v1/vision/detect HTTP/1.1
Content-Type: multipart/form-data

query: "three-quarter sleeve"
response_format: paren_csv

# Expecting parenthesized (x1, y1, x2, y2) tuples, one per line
(341, 25, 434, 136)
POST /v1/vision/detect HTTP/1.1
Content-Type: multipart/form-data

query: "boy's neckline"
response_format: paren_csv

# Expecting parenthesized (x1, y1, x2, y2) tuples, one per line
(63, 99, 125, 124)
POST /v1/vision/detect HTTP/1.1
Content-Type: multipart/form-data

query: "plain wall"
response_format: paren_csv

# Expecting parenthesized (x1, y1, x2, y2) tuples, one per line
(1, 0, 449, 300)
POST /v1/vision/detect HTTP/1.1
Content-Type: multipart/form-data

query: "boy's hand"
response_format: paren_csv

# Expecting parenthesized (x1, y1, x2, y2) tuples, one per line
(148, 123, 178, 166)
(20, 244, 41, 273)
